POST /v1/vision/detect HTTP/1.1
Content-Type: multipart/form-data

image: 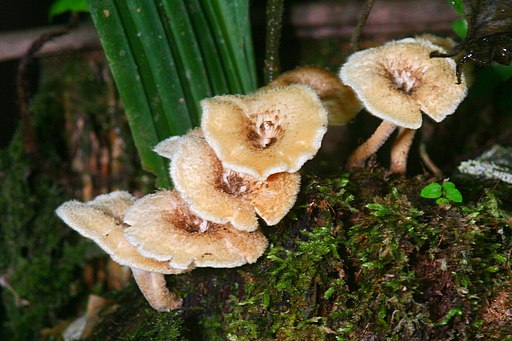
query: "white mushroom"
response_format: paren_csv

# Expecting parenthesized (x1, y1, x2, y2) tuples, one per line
(56, 191, 187, 312)
(201, 85, 328, 180)
(340, 37, 468, 173)
(123, 190, 269, 269)
(154, 134, 301, 232)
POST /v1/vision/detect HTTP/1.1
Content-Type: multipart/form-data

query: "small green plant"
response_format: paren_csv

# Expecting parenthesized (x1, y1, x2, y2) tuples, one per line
(420, 181, 463, 204)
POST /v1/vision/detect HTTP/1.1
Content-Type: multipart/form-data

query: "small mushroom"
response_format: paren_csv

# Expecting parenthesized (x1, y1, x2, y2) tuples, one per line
(56, 191, 186, 311)
(154, 134, 301, 232)
(266, 66, 362, 125)
(339, 37, 468, 173)
(124, 190, 268, 269)
(201, 85, 328, 180)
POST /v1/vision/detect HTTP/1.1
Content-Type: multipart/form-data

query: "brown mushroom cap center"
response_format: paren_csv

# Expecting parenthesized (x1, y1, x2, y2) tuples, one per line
(164, 207, 214, 233)
(246, 108, 286, 149)
(218, 169, 255, 197)
(379, 60, 426, 95)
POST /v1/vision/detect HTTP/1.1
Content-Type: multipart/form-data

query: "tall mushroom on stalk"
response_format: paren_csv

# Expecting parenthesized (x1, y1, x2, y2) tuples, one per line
(339, 37, 468, 173)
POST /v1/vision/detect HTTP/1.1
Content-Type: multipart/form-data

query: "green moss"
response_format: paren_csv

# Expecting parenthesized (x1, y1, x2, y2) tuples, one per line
(220, 169, 512, 340)
(0, 56, 133, 340)
(93, 285, 185, 340)
(60, 168, 512, 340)
(0, 130, 91, 340)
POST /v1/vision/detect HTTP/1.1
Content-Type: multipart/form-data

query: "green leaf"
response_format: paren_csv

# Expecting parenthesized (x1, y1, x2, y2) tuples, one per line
(88, 0, 171, 187)
(452, 18, 468, 38)
(445, 188, 463, 203)
(442, 181, 456, 189)
(447, 0, 465, 16)
(436, 198, 450, 205)
(420, 183, 442, 199)
(49, 0, 89, 20)
(159, 0, 212, 124)
(184, 0, 230, 94)
(88, 0, 256, 187)
(323, 286, 335, 300)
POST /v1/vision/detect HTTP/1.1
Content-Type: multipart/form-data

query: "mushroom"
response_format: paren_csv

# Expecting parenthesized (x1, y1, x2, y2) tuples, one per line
(200, 85, 328, 180)
(154, 134, 300, 232)
(339, 37, 468, 173)
(266, 66, 362, 125)
(56, 191, 185, 312)
(123, 190, 268, 269)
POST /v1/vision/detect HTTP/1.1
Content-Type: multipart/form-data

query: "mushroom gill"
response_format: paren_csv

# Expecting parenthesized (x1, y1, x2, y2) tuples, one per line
(246, 106, 285, 149)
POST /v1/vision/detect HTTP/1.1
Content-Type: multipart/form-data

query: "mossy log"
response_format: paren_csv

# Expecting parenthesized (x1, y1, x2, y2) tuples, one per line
(92, 167, 512, 340)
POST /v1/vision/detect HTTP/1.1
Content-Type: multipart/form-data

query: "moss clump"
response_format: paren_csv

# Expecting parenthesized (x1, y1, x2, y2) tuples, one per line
(92, 285, 186, 340)
(0, 130, 91, 340)
(221, 168, 512, 340)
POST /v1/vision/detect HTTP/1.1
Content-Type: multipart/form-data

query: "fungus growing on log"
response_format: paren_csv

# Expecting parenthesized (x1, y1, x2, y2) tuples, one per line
(201, 85, 328, 180)
(154, 134, 301, 232)
(339, 37, 468, 173)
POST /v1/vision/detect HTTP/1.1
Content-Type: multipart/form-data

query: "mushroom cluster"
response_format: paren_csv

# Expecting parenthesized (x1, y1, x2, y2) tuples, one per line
(56, 85, 328, 312)
(339, 36, 468, 174)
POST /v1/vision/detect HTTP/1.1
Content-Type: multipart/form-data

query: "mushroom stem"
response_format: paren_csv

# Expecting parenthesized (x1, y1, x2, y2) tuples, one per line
(347, 120, 397, 169)
(131, 268, 182, 312)
(390, 128, 416, 174)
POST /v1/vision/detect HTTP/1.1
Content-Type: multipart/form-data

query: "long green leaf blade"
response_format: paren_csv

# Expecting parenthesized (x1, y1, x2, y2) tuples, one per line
(201, 0, 257, 94)
(159, 0, 212, 124)
(185, 0, 230, 95)
(211, 0, 257, 93)
(122, 0, 193, 133)
(87, 0, 171, 187)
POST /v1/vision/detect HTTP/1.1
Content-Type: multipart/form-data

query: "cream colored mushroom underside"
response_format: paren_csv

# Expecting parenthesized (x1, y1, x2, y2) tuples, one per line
(170, 135, 301, 229)
(170, 135, 259, 232)
(154, 128, 204, 160)
(123, 190, 268, 269)
(340, 38, 466, 129)
(153, 136, 182, 160)
(201, 85, 328, 180)
(55, 191, 183, 275)
(252, 172, 301, 226)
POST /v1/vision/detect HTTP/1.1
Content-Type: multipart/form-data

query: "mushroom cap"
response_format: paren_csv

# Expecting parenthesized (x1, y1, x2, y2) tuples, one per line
(267, 66, 362, 125)
(418, 34, 456, 51)
(339, 37, 467, 129)
(153, 128, 204, 160)
(56, 191, 185, 275)
(156, 134, 301, 231)
(201, 84, 328, 180)
(124, 190, 268, 270)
